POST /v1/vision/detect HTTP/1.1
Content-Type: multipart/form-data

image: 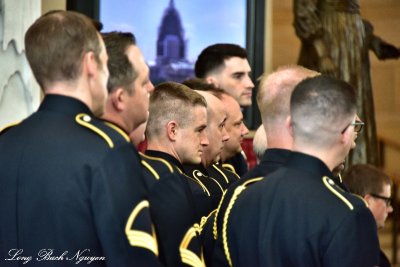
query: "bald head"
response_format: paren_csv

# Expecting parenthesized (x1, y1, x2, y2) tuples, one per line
(256, 65, 319, 148)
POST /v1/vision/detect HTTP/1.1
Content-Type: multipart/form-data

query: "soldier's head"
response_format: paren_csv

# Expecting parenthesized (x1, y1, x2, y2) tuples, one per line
(215, 92, 249, 162)
(195, 43, 254, 106)
(101, 31, 154, 133)
(25, 10, 108, 116)
(146, 82, 209, 164)
(252, 125, 267, 163)
(183, 79, 230, 166)
(195, 90, 229, 166)
(343, 164, 393, 228)
(290, 75, 358, 170)
(257, 65, 319, 150)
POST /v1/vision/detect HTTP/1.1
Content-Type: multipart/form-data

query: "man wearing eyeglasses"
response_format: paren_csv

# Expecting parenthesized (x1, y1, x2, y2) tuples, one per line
(217, 75, 380, 267)
(343, 164, 393, 267)
(333, 115, 364, 179)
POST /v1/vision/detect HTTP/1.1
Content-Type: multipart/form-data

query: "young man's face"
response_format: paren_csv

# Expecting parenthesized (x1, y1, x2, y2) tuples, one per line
(367, 183, 393, 228)
(175, 106, 209, 164)
(211, 57, 254, 106)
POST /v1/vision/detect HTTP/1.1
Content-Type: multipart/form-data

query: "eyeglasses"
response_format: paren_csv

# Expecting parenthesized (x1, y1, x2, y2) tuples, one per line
(370, 193, 392, 207)
(341, 120, 364, 134)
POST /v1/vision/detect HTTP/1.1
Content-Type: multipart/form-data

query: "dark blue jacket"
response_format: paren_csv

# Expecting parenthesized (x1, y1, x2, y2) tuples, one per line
(0, 95, 161, 267)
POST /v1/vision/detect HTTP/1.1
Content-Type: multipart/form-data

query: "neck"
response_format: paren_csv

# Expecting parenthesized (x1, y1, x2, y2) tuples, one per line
(292, 143, 339, 172)
(45, 79, 95, 114)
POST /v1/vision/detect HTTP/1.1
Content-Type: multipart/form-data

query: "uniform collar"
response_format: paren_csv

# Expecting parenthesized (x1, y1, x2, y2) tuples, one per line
(285, 151, 333, 179)
(39, 94, 92, 116)
(262, 148, 292, 165)
(145, 150, 184, 172)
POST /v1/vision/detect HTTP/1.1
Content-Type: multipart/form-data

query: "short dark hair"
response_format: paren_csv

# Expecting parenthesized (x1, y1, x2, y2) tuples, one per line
(102, 31, 137, 93)
(343, 164, 392, 196)
(182, 78, 225, 96)
(194, 43, 248, 78)
(290, 75, 356, 145)
(25, 11, 102, 90)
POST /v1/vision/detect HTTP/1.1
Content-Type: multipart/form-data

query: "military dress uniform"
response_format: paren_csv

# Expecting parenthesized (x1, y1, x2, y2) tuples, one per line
(0, 95, 161, 267)
(140, 150, 219, 267)
(215, 151, 380, 267)
(183, 162, 238, 194)
(221, 151, 248, 177)
(210, 148, 291, 266)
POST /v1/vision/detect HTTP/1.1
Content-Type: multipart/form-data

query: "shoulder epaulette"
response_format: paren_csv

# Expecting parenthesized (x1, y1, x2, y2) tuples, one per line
(212, 164, 240, 182)
(322, 176, 354, 210)
(222, 177, 264, 267)
(222, 163, 236, 174)
(75, 114, 114, 148)
(0, 121, 20, 135)
(140, 158, 160, 180)
(192, 169, 224, 194)
(103, 121, 130, 142)
(182, 171, 211, 196)
(351, 193, 369, 207)
(140, 153, 174, 173)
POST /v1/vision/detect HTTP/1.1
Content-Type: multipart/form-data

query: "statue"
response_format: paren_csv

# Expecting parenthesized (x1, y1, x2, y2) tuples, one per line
(0, 0, 41, 129)
(293, 0, 400, 165)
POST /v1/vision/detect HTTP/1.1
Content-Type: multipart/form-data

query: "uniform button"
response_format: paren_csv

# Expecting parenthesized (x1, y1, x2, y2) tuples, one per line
(83, 115, 91, 122)
(328, 179, 335, 185)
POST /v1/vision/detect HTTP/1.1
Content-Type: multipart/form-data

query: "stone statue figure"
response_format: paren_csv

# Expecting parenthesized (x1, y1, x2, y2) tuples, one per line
(0, 0, 41, 129)
(294, 0, 400, 165)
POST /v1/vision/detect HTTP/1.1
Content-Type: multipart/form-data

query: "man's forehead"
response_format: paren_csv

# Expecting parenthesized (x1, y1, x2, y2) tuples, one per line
(223, 57, 251, 72)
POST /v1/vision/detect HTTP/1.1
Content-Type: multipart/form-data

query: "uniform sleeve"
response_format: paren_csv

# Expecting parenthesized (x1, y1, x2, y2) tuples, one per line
(323, 206, 380, 267)
(91, 145, 163, 267)
(149, 173, 203, 267)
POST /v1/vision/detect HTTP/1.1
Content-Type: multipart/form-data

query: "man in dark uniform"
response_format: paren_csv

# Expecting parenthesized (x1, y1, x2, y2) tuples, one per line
(209, 65, 318, 265)
(101, 31, 154, 137)
(216, 75, 379, 266)
(139, 81, 223, 266)
(195, 44, 254, 176)
(217, 92, 249, 177)
(0, 11, 160, 266)
(182, 80, 240, 190)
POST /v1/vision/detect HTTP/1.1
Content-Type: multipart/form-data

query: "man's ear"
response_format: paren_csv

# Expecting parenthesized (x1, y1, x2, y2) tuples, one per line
(109, 88, 125, 111)
(82, 51, 98, 77)
(340, 124, 352, 145)
(166, 121, 179, 141)
(363, 194, 373, 207)
(206, 76, 219, 87)
(285, 116, 294, 137)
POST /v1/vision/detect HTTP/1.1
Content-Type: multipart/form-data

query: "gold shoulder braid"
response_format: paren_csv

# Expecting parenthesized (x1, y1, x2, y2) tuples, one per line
(222, 177, 264, 267)
(75, 114, 114, 148)
(322, 176, 354, 210)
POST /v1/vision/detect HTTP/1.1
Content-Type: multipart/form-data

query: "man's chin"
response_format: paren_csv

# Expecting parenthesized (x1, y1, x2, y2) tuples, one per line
(239, 95, 252, 107)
